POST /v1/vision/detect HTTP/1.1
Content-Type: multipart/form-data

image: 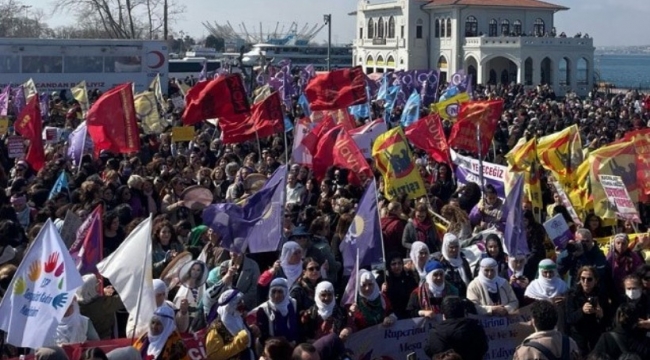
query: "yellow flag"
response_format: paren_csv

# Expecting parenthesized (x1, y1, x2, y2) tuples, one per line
(430, 93, 470, 122)
(588, 141, 637, 220)
(506, 137, 536, 172)
(569, 158, 591, 216)
(134, 91, 165, 134)
(71, 81, 89, 113)
(536, 124, 582, 188)
(22, 78, 38, 100)
(372, 127, 426, 200)
(149, 74, 165, 107)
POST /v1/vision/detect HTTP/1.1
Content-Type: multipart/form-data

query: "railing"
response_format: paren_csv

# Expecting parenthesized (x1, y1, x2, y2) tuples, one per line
(463, 36, 594, 47)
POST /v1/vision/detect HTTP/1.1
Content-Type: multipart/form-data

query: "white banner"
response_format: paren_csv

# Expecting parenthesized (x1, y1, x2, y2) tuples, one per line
(451, 150, 508, 199)
(550, 181, 583, 226)
(599, 174, 641, 223)
(345, 305, 534, 360)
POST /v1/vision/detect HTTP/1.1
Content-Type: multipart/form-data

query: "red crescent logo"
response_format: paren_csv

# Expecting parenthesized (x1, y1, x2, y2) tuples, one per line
(147, 51, 165, 69)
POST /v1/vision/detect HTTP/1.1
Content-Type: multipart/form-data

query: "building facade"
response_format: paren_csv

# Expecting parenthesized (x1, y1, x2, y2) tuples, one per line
(352, 0, 595, 96)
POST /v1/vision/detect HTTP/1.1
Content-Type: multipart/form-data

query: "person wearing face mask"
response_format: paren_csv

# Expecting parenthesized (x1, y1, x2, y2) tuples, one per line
(608, 233, 643, 297)
(258, 241, 305, 302)
(254, 278, 299, 349)
(525, 259, 569, 303)
(618, 275, 650, 332)
(348, 270, 396, 331)
(467, 258, 519, 316)
(407, 260, 459, 318)
(205, 289, 257, 360)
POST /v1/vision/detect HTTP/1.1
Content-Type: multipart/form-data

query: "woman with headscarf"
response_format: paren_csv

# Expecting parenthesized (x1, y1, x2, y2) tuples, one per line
(205, 289, 256, 360)
(258, 241, 304, 302)
(524, 259, 569, 302)
(129, 279, 189, 336)
(185, 225, 208, 258)
(506, 254, 530, 305)
(406, 260, 459, 318)
(174, 260, 208, 328)
(375, 252, 418, 319)
(472, 234, 508, 279)
(408, 241, 431, 284)
(467, 258, 519, 316)
(348, 270, 396, 331)
(133, 306, 188, 360)
(301, 281, 351, 343)
(56, 298, 100, 346)
(433, 233, 472, 297)
(608, 233, 644, 296)
(255, 278, 299, 348)
(76, 274, 124, 339)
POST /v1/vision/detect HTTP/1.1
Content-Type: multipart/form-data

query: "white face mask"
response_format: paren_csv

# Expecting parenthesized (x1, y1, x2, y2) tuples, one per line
(626, 289, 642, 300)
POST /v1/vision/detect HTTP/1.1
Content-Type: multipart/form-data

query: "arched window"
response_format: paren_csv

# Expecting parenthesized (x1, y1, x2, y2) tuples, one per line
(465, 16, 478, 37)
(488, 19, 497, 36)
(435, 19, 440, 38)
(367, 18, 375, 39)
(377, 17, 385, 38)
(513, 20, 522, 36)
(534, 18, 545, 36)
(388, 16, 396, 38)
(446, 18, 452, 38)
(500, 19, 510, 35)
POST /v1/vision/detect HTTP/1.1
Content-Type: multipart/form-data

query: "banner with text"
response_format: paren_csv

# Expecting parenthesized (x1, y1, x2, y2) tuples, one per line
(345, 306, 534, 360)
(451, 150, 507, 199)
(598, 174, 641, 223)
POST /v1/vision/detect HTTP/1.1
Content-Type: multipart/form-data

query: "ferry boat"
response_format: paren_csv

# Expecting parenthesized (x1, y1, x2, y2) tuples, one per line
(239, 42, 353, 70)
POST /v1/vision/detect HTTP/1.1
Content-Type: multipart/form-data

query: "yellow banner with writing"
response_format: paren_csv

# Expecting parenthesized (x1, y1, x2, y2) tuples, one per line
(372, 127, 426, 201)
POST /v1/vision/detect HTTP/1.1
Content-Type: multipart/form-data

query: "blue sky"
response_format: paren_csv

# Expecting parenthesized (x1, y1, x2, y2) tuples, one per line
(29, 0, 648, 46)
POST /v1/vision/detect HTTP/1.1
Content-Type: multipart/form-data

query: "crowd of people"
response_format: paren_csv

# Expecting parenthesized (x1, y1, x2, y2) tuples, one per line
(0, 75, 650, 360)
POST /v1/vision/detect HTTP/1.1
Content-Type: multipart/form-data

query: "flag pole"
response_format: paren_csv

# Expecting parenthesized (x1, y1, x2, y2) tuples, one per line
(77, 126, 88, 175)
(477, 123, 486, 202)
(283, 129, 289, 165)
(130, 213, 153, 343)
(354, 248, 360, 304)
(254, 129, 263, 162)
(372, 179, 386, 267)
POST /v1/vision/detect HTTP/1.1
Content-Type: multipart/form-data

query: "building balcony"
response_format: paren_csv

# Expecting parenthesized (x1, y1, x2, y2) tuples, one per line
(463, 36, 594, 50)
(354, 38, 406, 48)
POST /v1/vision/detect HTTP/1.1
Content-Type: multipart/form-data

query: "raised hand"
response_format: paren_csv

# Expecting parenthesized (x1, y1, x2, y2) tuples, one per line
(28, 261, 41, 282)
(13, 277, 26, 295)
(51, 293, 68, 310)
(44, 253, 60, 273)
(55, 262, 65, 277)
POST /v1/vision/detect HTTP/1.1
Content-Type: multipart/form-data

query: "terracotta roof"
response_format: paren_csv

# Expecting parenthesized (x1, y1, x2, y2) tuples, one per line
(421, 0, 568, 11)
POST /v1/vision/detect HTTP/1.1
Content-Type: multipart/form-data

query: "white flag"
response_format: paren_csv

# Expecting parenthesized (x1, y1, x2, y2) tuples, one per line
(0, 219, 83, 348)
(349, 119, 387, 158)
(97, 216, 156, 338)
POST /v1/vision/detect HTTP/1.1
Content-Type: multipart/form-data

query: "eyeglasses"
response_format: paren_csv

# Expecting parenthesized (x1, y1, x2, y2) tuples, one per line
(306, 266, 319, 272)
(580, 277, 594, 282)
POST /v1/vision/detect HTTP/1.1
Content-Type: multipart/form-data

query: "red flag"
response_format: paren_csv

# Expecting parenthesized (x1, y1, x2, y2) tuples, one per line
(70, 205, 104, 276)
(305, 67, 367, 111)
(448, 100, 504, 155)
(312, 125, 372, 181)
(405, 114, 450, 164)
(220, 92, 285, 144)
(15, 96, 45, 171)
(182, 75, 250, 125)
(87, 83, 140, 156)
(301, 115, 336, 155)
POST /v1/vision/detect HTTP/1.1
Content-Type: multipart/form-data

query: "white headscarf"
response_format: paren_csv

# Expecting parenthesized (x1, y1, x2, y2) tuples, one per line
(216, 289, 247, 337)
(314, 281, 335, 320)
(280, 241, 303, 286)
(76, 274, 100, 305)
(507, 255, 527, 278)
(146, 306, 176, 359)
(442, 233, 471, 285)
(524, 259, 568, 300)
(409, 241, 429, 280)
(153, 279, 168, 297)
(358, 270, 380, 301)
(478, 258, 506, 293)
(268, 278, 290, 316)
(426, 268, 446, 298)
(56, 300, 89, 345)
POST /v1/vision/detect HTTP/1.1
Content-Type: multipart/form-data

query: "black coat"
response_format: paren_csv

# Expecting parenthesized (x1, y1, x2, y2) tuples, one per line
(424, 317, 488, 360)
(592, 328, 650, 359)
(565, 285, 612, 354)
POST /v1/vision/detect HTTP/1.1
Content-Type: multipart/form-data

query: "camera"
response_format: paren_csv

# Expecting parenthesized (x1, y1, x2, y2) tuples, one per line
(588, 296, 598, 307)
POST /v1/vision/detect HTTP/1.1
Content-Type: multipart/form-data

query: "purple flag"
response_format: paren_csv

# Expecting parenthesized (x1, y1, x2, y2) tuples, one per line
(11, 86, 25, 116)
(67, 121, 93, 167)
(203, 203, 251, 252)
(70, 205, 104, 275)
(504, 173, 529, 256)
(0, 85, 9, 116)
(339, 179, 383, 274)
(39, 93, 50, 121)
(246, 165, 287, 253)
(341, 250, 360, 306)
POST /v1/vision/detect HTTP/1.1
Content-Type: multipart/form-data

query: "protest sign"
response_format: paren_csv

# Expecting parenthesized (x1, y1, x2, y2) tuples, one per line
(550, 180, 583, 226)
(345, 306, 534, 360)
(543, 214, 574, 249)
(7, 136, 24, 159)
(451, 150, 507, 198)
(598, 174, 641, 223)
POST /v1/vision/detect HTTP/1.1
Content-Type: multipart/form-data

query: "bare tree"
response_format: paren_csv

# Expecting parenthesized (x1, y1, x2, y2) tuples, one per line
(52, 0, 185, 39)
(0, 0, 51, 37)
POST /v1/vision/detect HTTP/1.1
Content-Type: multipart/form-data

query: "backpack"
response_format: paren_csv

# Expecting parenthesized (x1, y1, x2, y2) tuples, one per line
(523, 334, 570, 360)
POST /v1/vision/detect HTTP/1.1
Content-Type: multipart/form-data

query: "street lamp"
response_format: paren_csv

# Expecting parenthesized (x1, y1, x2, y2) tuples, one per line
(323, 14, 331, 71)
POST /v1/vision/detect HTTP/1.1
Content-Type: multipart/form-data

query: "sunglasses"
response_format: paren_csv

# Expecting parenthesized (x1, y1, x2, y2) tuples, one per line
(580, 277, 594, 282)
(307, 266, 319, 272)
